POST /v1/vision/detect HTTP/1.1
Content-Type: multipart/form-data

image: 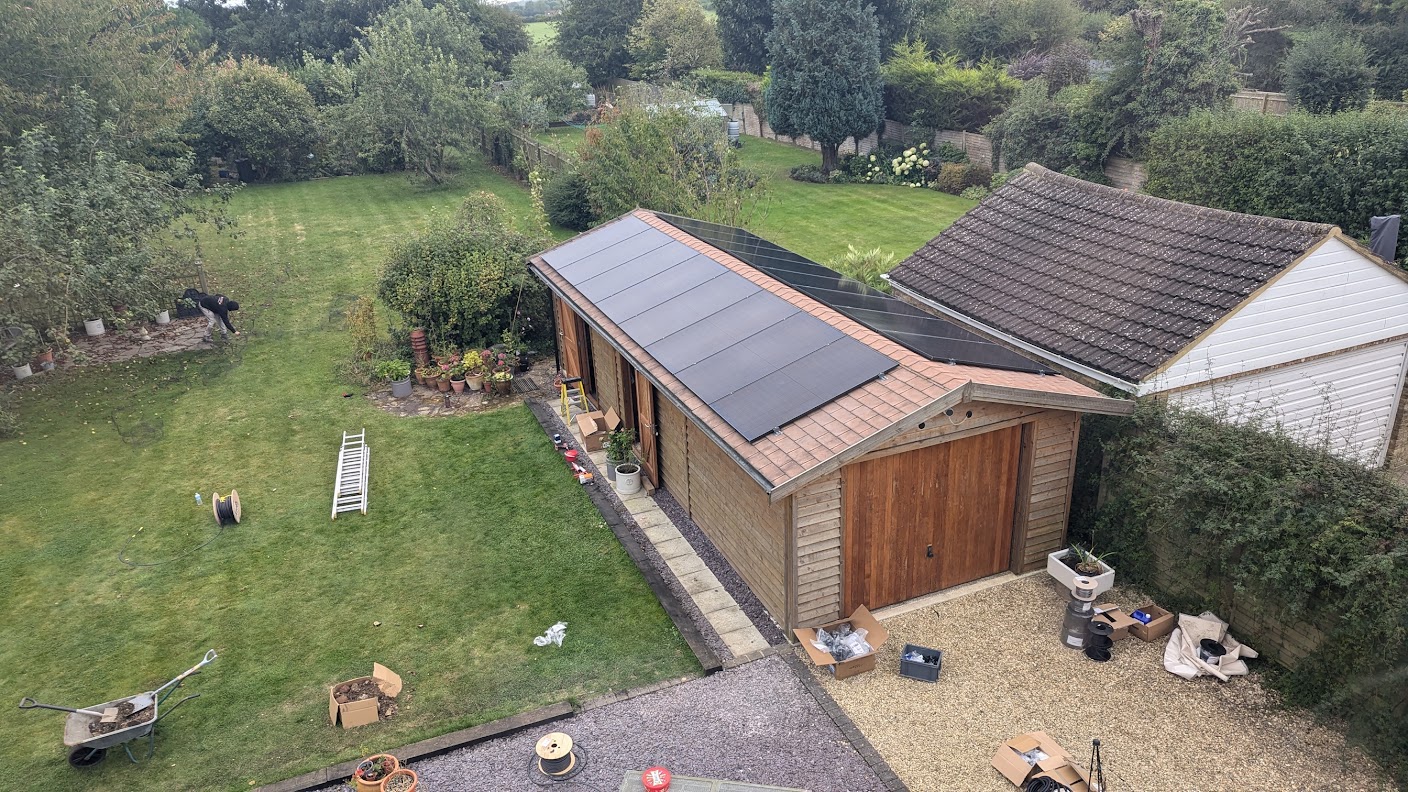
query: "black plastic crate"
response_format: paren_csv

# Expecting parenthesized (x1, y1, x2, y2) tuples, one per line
(898, 643, 943, 682)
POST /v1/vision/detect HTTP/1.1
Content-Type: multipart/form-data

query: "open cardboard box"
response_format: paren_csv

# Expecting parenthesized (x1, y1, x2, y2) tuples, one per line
(992, 731, 1091, 792)
(1093, 604, 1141, 641)
(793, 605, 890, 680)
(328, 662, 402, 729)
(1130, 603, 1176, 642)
(576, 407, 621, 452)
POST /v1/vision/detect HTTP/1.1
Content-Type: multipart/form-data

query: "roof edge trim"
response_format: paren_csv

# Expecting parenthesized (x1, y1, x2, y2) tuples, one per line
(966, 383, 1134, 416)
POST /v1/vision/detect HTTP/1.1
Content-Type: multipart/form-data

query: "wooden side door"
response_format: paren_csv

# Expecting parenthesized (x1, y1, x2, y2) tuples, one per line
(554, 296, 593, 394)
(935, 424, 1021, 590)
(635, 374, 658, 486)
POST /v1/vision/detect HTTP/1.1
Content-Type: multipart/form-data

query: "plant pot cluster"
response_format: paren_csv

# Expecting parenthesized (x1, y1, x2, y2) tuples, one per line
(407, 347, 506, 395)
(354, 754, 418, 792)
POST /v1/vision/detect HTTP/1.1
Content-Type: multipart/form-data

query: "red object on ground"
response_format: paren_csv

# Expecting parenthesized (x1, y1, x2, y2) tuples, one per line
(641, 766, 671, 791)
(564, 450, 579, 465)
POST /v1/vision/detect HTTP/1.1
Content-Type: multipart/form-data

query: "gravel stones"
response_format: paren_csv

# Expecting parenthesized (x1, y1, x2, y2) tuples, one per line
(808, 575, 1394, 792)
(411, 656, 889, 792)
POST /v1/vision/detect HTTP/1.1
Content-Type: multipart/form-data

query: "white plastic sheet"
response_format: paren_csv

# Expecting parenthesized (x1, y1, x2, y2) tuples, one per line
(533, 621, 568, 647)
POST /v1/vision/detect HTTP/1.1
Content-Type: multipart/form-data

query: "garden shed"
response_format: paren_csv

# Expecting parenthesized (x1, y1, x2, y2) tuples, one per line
(886, 164, 1408, 467)
(531, 210, 1130, 632)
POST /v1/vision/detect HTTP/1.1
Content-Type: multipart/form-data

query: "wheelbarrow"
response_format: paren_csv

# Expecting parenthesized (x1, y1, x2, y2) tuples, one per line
(20, 649, 218, 767)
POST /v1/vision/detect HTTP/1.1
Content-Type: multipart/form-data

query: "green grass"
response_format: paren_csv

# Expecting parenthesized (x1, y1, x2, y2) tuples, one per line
(529, 127, 972, 264)
(0, 162, 696, 791)
(532, 125, 586, 156)
(737, 137, 976, 263)
(525, 20, 556, 44)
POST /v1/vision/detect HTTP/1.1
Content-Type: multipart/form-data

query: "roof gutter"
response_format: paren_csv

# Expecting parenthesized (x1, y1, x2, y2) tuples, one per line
(884, 277, 1139, 394)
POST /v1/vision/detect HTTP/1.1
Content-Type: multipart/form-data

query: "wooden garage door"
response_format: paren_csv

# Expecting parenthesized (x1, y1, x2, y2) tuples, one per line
(842, 424, 1023, 612)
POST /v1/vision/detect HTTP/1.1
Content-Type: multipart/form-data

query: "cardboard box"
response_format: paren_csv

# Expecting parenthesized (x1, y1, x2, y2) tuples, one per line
(1093, 604, 1141, 641)
(576, 407, 621, 452)
(1130, 603, 1176, 643)
(328, 662, 402, 729)
(793, 605, 890, 680)
(992, 732, 1089, 791)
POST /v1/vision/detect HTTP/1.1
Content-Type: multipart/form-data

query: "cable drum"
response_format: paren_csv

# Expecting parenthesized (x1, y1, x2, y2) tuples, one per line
(528, 732, 587, 785)
(212, 490, 242, 526)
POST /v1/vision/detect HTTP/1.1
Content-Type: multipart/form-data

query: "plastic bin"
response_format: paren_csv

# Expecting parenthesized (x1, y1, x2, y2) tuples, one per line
(898, 643, 943, 682)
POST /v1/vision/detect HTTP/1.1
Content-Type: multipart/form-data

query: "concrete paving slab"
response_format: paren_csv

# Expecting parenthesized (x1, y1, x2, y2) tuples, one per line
(718, 627, 770, 656)
(663, 552, 708, 579)
(690, 586, 742, 617)
(678, 567, 725, 596)
(652, 536, 695, 561)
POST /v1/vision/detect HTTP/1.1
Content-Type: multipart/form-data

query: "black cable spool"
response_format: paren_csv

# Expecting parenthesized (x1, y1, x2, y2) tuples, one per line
(1084, 621, 1114, 661)
(529, 731, 587, 784)
(212, 490, 242, 526)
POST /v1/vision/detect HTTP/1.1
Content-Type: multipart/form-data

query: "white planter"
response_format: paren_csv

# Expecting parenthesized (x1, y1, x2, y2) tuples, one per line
(615, 463, 642, 495)
(155, 310, 171, 325)
(1047, 549, 1114, 597)
(84, 318, 105, 337)
(11, 363, 33, 380)
(390, 377, 412, 399)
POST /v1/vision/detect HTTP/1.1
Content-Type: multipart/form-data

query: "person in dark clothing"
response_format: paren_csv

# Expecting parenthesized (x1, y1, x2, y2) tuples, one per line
(183, 288, 240, 340)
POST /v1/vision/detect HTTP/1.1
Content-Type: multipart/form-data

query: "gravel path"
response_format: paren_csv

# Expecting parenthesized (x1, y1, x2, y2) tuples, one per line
(533, 401, 732, 662)
(411, 655, 889, 792)
(808, 574, 1394, 792)
(654, 487, 788, 646)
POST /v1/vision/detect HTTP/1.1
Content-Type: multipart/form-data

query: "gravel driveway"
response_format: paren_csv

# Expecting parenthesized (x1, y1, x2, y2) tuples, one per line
(411, 656, 889, 792)
(806, 575, 1394, 792)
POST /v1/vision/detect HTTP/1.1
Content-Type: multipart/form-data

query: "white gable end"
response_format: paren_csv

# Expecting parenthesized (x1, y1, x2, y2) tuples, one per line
(1170, 339, 1408, 466)
(1144, 237, 1408, 394)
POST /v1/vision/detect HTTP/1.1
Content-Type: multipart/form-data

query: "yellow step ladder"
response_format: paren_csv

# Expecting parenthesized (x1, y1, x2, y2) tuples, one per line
(560, 376, 588, 418)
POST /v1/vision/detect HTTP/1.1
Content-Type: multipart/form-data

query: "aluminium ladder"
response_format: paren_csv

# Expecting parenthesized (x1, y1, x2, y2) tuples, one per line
(331, 429, 370, 519)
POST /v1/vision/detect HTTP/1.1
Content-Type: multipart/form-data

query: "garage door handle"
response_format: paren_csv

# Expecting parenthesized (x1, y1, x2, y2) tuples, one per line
(926, 545, 934, 558)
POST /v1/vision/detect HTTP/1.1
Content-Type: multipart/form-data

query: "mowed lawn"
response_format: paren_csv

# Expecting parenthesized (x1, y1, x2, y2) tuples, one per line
(527, 129, 973, 264)
(525, 20, 555, 44)
(0, 163, 697, 791)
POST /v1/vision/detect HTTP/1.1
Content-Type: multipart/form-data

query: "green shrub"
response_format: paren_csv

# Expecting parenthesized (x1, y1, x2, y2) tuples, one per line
(542, 169, 596, 231)
(932, 161, 991, 195)
(985, 79, 1109, 178)
(688, 68, 762, 105)
(377, 192, 551, 350)
(1283, 25, 1375, 114)
(933, 142, 967, 163)
(1076, 400, 1408, 781)
(788, 163, 827, 183)
(1144, 109, 1408, 242)
(827, 244, 895, 291)
(881, 41, 1020, 132)
(959, 185, 990, 201)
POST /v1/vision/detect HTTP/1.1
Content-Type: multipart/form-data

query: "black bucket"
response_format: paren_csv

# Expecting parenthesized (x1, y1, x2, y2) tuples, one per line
(1199, 638, 1227, 663)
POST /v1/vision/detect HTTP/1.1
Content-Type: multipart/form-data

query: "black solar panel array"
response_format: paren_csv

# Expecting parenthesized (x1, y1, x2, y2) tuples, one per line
(541, 216, 898, 441)
(656, 214, 1055, 375)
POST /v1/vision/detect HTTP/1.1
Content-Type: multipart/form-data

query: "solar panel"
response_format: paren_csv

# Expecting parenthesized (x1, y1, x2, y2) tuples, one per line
(541, 215, 650, 268)
(657, 214, 1055, 374)
(543, 222, 897, 441)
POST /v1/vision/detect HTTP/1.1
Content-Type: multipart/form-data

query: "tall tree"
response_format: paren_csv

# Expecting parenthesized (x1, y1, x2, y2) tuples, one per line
(765, 0, 885, 174)
(554, 0, 645, 84)
(715, 0, 771, 73)
(500, 48, 591, 129)
(628, 0, 724, 81)
(455, 0, 533, 75)
(1283, 25, 1375, 113)
(0, 0, 203, 150)
(1093, 0, 1240, 155)
(353, 0, 493, 182)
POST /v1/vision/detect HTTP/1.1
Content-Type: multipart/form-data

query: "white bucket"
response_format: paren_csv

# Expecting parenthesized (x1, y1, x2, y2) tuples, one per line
(11, 363, 33, 380)
(84, 318, 105, 337)
(155, 310, 170, 325)
(615, 463, 642, 495)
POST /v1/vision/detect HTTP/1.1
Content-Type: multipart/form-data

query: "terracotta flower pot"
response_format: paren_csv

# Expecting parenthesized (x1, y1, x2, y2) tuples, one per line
(494, 379, 511, 395)
(381, 768, 418, 792)
(352, 754, 399, 792)
(466, 375, 484, 391)
(409, 328, 429, 367)
(436, 378, 451, 393)
(450, 376, 465, 393)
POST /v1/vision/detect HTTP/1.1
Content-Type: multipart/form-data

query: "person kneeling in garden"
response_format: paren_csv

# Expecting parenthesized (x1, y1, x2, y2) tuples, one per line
(183, 288, 241, 341)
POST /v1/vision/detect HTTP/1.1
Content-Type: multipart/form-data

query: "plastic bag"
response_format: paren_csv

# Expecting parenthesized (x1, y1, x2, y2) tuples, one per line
(533, 621, 567, 647)
(811, 623, 873, 662)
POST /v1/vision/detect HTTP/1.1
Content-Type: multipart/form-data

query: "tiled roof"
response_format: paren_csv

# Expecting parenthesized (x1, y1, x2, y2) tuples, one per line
(887, 164, 1336, 383)
(533, 209, 1119, 492)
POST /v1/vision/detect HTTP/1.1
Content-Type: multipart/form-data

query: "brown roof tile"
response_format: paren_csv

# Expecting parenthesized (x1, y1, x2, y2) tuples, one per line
(887, 164, 1335, 383)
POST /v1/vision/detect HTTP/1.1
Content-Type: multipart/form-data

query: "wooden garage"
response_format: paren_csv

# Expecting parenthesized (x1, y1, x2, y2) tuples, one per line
(532, 210, 1131, 633)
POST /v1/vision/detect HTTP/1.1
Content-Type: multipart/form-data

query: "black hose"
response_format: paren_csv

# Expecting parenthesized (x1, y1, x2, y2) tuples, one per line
(215, 495, 237, 526)
(118, 523, 228, 568)
(1025, 778, 1074, 792)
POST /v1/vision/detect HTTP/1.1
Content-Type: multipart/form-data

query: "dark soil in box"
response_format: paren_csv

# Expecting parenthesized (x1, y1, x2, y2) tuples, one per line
(334, 678, 398, 719)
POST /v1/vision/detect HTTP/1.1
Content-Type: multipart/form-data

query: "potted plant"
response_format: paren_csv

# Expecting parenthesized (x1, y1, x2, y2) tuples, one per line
(1047, 543, 1115, 596)
(415, 364, 439, 387)
(436, 365, 452, 392)
(84, 317, 106, 337)
(604, 428, 636, 481)
(376, 359, 413, 399)
(381, 767, 418, 792)
(462, 350, 486, 391)
(4, 326, 39, 380)
(448, 360, 467, 393)
(615, 461, 642, 495)
(352, 754, 399, 792)
(489, 367, 513, 395)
